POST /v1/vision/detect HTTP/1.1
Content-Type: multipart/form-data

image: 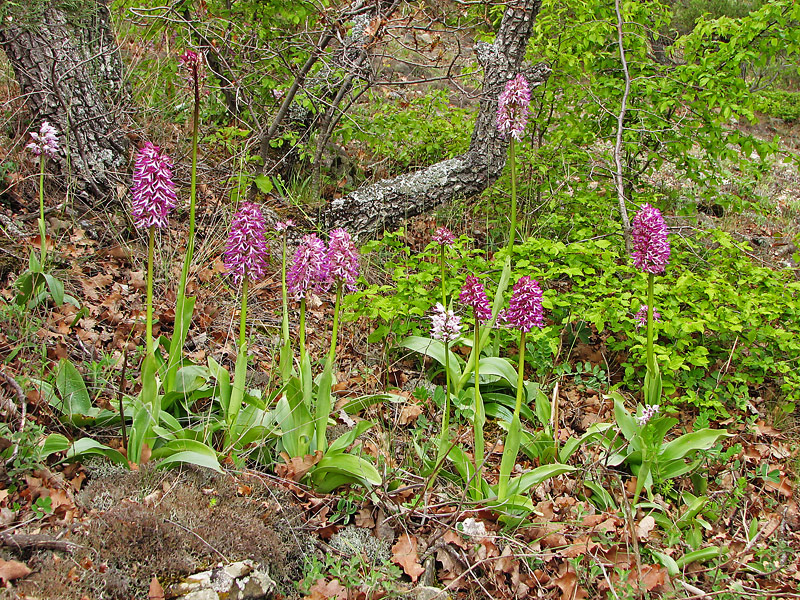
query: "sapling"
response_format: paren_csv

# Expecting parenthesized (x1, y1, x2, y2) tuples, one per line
(26, 121, 59, 267)
(165, 50, 204, 393)
(129, 142, 177, 460)
(497, 275, 544, 501)
(221, 202, 270, 450)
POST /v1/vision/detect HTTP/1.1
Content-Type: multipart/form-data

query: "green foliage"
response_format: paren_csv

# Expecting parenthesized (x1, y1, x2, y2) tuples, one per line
(756, 90, 800, 122)
(347, 90, 474, 173)
(602, 393, 730, 503)
(299, 550, 401, 597)
(346, 228, 489, 344)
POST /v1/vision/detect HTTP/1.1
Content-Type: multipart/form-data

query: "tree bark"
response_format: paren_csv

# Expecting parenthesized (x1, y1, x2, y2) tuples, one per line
(0, 1, 129, 200)
(318, 0, 547, 238)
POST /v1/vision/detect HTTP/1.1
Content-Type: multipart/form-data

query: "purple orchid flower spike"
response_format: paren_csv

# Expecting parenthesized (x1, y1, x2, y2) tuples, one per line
(131, 142, 177, 230)
(224, 203, 270, 284)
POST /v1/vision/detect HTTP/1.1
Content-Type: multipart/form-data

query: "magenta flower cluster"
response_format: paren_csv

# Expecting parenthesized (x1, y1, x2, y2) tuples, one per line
(634, 304, 661, 329)
(432, 226, 455, 247)
(287, 234, 330, 299)
(502, 276, 544, 332)
(179, 50, 205, 87)
(496, 74, 531, 141)
(26, 121, 60, 158)
(459, 276, 492, 323)
(327, 228, 359, 292)
(275, 220, 295, 232)
(224, 203, 270, 284)
(430, 302, 462, 343)
(631, 204, 670, 274)
(131, 142, 178, 230)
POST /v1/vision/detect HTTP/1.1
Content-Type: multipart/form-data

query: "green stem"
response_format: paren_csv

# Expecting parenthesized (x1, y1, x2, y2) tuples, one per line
(281, 235, 289, 344)
(437, 340, 452, 469)
(456, 255, 513, 393)
(646, 273, 654, 373)
(507, 138, 518, 255)
(165, 72, 201, 391)
(440, 245, 446, 307)
(239, 278, 248, 349)
(146, 226, 155, 357)
(38, 156, 47, 267)
(473, 320, 485, 486)
(329, 282, 343, 364)
(498, 330, 527, 500)
(514, 332, 527, 418)
(299, 297, 307, 365)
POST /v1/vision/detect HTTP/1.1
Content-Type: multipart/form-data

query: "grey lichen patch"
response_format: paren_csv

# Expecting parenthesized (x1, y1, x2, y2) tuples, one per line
(328, 526, 391, 565)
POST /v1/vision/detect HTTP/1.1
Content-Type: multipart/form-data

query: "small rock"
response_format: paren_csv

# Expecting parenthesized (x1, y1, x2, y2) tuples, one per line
(412, 585, 451, 600)
(168, 561, 275, 600)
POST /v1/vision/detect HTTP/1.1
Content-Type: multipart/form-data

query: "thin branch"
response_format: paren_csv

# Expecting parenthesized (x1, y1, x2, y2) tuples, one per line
(613, 0, 632, 250)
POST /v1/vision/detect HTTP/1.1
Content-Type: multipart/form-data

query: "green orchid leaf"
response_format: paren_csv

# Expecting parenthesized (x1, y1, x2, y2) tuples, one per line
(400, 336, 462, 384)
(504, 463, 576, 498)
(327, 420, 374, 454)
(660, 428, 730, 462)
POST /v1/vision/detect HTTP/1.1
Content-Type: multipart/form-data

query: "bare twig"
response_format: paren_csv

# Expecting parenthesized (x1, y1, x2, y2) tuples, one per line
(613, 0, 632, 250)
(0, 531, 80, 553)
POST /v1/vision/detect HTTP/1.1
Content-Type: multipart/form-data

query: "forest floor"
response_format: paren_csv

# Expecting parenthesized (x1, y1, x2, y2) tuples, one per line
(0, 118, 800, 599)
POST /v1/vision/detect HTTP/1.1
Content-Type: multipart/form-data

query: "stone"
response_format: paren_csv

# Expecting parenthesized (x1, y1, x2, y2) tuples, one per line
(167, 561, 275, 600)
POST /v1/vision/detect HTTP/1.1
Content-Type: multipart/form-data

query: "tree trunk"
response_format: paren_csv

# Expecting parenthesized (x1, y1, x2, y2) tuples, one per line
(0, 1, 129, 200)
(318, 0, 547, 238)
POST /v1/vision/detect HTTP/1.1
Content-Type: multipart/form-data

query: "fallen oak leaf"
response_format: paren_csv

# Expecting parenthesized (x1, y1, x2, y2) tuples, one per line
(391, 533, 425, 582)
(308, 577, 348, 600)
(0, 559, 32, 584)
(148, 576, 165, 600)
(636, 515, 656, 541)
(553, 561, 588, 600)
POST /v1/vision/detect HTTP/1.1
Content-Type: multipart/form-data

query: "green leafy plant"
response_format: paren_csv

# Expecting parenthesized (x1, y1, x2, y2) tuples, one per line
(602, 393, 730, 504)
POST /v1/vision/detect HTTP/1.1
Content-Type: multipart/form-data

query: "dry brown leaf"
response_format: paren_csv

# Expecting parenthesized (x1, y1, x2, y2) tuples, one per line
(495, 545, 517, 574)
(275, 451, 323, 482)
(355, 507, 375, 528)
(0, 559, 32, 584)
(764, 474, 793, 498)
(309, 578, 348, 600)
(559, 536, 599, 558)
(148, 576, 165, 600)
(637, 515, 656, 541)
(553, 562, 588, 600)
(637, 564, 667, 592)
(391, 533, 425, 582)
(398, 404, 423, 426)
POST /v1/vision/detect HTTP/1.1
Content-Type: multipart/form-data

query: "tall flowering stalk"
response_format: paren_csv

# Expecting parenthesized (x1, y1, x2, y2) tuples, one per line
(631, 203, 670, 410)
(26, 121, 59, 267)
(433, 226, 455, 306)
(165, 50, 205, 394)
(276, 220, 295, 382)
(222, 203, 269, 449)
(496, 74, 530, 254)
(429, 302, 462, 474)
(459, 276, 491, 497)
(288, 233, 329, 364)
(312, 228, 360, 451)
(497, 276, 544, 500)
(129, 142, 177, 460)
